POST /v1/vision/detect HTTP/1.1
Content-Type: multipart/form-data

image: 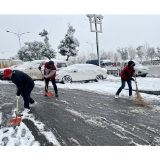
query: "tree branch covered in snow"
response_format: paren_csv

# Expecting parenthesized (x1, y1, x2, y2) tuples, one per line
(18, 41, 56, 61)
(39, 29, 51, 48)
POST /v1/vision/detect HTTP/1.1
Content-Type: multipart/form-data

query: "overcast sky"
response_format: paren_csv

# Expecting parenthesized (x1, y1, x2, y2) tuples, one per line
(1, 1, 160, 59)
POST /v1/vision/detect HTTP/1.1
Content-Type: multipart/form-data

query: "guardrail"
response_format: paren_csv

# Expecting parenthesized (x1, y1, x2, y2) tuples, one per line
(107, 68, 121, 77)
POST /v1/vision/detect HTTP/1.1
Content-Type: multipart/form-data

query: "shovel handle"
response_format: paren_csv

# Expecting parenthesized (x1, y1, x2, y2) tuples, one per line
(16, 98, 18, 119)
(40, 70, 48, 92)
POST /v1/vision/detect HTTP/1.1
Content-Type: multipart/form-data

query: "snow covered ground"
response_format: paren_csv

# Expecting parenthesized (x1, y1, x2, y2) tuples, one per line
(0, 75, 160, 146)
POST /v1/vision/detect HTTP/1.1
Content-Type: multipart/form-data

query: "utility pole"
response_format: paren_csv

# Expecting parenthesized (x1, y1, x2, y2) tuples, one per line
(86, 14, 103, 66)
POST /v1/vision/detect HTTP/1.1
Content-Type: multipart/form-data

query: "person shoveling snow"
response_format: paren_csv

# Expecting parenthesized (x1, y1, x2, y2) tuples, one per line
(3, 69, 37, 114)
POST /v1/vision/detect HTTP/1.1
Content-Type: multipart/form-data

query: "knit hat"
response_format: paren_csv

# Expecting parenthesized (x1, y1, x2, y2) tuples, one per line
(48, 61, 54, 66)
(128, 61, 135, 68)
(3, 69, 12, 78)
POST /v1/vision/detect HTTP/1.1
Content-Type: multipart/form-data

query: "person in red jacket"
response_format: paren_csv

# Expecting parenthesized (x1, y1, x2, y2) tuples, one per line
(115, 60, 136, 98)
(38, 60, 58, 97)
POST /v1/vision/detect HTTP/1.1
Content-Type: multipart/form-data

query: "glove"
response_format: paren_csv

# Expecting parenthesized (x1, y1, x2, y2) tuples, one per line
(38, 66, 41, 70)
(130, 78, 135, 81)
(16, 96, 20, 99)
(42, 76, 46, 80)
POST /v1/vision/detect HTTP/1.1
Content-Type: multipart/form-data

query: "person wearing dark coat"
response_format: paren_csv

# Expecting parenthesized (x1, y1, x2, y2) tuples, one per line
(3, 69, 36, 112)
(115, 60, 136, 98)
(38, 60, 58, 97)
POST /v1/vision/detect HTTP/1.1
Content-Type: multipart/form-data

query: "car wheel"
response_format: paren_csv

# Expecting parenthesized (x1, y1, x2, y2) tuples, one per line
(95, 75, 103, 82)
(62, 75, 72, 84)
(141, 74, 147, 77)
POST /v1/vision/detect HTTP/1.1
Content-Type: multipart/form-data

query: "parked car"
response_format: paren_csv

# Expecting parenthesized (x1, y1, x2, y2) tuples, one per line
(55, 64, 107, 84)
(13, 59, 68, 80)
(101, 60, 113, 67)
(120, 60, 149, 77)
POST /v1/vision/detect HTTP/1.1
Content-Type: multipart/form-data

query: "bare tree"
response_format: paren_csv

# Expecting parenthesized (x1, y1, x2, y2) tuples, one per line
(117, 47, 128, 61)
(127, 45, 136, 60)
(156, 47, 160, 59)
(143, 42, 150, 61)
(100, 49, 108, 59)
(147, 47, 156, 63)
(136, 46, 144, 63)
(114, 52, 119, 62)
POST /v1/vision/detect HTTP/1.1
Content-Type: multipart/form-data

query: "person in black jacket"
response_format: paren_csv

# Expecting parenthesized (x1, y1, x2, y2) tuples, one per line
(3, 69, 36, 113)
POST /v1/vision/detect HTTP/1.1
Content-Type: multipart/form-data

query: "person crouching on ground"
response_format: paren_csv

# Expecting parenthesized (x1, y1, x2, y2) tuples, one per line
(115, 60, 136, 98)
(38, 60, 58, 97)
(3, 69, 36, 113)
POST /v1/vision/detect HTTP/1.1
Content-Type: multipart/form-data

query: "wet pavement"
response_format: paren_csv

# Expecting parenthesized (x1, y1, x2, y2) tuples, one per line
(0, 83, 160, 146)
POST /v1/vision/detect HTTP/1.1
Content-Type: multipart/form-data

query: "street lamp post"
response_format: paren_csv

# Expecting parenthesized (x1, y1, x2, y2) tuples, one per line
(6, 30, 30, 49)
(0, 51, 9, 59)
(86, 42, 96, 54)
(86, 14, 103, 66)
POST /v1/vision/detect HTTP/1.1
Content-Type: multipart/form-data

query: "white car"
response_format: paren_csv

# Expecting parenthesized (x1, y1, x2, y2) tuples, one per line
(56, 64, 107, 84)
(13, 59, 68, 80)
(121, 60, 149, 77)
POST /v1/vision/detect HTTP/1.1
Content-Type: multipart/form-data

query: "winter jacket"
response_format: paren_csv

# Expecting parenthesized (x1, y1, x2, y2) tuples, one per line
(121, 61, 135, 81)
(11, 70, 34, 96)
(39, 61, 56, 79)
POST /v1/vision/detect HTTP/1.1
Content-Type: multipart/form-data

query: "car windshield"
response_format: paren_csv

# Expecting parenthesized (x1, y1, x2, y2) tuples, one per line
(56, 63, 67, 68)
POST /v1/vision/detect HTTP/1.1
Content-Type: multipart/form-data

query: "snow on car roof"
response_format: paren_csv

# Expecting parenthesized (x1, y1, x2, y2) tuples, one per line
(13, 59, 68, 71)
(61, 64, 107, 72)
(101, 60, 111, 62)
(13, 62, 31, 70)
(29, 59, 68, 64)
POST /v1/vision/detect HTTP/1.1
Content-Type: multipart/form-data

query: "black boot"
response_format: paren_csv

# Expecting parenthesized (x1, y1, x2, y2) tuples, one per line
(55, 93, 58, 97)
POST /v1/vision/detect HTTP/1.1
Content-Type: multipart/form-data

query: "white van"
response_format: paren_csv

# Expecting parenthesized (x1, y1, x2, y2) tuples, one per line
(13, 59, 68, 80)
(120, 60, 149, 77)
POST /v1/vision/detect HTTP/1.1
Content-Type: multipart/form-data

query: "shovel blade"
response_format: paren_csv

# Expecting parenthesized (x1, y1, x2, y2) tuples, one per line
(45, 92, 53, 97)
(10, 117, 22, 127)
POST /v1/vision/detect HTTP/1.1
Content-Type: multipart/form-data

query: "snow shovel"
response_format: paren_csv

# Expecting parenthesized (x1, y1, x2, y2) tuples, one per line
(40, 70, 53, 97)
(10, 98, 22, 126)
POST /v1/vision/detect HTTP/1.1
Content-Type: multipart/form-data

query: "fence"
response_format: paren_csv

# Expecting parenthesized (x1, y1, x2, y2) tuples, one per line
(0, 60, 23, 69)
(107, 68, 121, 77)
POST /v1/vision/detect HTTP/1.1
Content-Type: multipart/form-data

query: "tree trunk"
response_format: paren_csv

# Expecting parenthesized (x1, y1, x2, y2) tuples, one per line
(66, 55, 69, 61)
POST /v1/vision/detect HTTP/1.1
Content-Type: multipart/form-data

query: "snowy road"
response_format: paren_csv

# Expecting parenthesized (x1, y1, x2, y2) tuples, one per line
(1, 82, 160, 146)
